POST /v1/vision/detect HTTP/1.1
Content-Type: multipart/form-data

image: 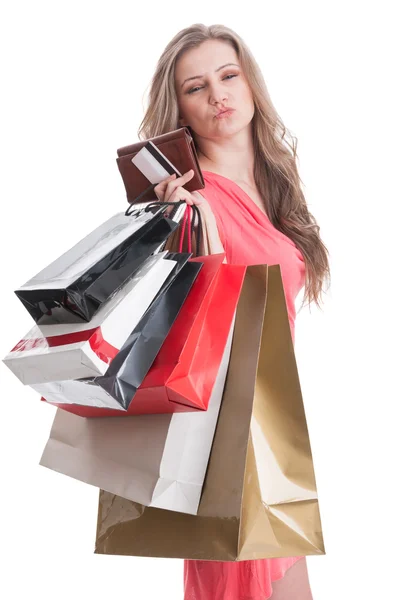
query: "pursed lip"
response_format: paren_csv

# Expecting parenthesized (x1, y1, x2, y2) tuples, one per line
(214, 107, 235, 117)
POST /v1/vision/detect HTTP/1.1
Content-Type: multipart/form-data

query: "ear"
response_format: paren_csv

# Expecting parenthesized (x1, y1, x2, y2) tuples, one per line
(178, 115, 188, 127)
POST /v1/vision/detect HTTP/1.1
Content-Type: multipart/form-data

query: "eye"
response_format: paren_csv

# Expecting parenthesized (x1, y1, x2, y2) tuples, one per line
(187, 85, 202, 95)
(186, 73, 239, 94)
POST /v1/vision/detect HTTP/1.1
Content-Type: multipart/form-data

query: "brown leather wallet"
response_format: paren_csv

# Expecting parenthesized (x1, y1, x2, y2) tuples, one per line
(117, 127, 205, 204)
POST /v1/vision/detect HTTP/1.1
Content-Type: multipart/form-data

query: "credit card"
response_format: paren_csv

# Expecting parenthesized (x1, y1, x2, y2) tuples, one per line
(131, 141, 182, 183)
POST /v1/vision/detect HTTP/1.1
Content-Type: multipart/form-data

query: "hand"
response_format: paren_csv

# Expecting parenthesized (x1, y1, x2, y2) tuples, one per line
(154, 169, 203, 206)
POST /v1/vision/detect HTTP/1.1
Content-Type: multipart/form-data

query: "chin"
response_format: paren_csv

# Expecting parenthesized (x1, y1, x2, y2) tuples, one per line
(216, 118, 251, 135)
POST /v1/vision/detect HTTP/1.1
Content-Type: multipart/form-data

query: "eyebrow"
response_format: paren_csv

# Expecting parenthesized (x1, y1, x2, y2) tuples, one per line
(180, 63, 240, 88)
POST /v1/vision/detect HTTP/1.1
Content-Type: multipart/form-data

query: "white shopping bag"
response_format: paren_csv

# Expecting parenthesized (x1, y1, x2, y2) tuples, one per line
(39, 321, 234, 516)
(3, 253, 176, 385)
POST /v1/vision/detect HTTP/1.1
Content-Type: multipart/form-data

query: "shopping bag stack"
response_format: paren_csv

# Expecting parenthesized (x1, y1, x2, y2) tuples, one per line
(2, 198, 249, 518)
(92, 263, 326, 559)
(2, 132, 325, 559)
(3, 199, 245, 417)
(4, 203, 191, 412)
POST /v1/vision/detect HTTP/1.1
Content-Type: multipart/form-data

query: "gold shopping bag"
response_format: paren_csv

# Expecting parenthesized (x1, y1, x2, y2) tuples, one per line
(94, 264, 325, 560)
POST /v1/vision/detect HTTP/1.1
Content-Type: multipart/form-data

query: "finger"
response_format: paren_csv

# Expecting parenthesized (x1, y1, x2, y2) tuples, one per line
(161, 173, 178, 185)
(180, 169, 195, 182)
(167, 186, 189, 204)
(168, 187, 193, 205)
(165, 184, 187, 203)
(153, 188, 163, 201)
(181, 190, 203, 206)
(155, 173, 177, 192)
(191, 194, 203, 205)
(173, 169, 195, 189)
(163, 169, 194, 198)
(154, 174, 177, 199)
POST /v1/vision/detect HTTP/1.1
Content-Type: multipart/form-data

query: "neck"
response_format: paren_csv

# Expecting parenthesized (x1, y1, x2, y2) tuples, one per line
(195, 125, 256, 186)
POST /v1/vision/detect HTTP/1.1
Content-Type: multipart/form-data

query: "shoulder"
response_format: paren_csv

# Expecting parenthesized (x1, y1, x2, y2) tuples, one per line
(194, 174, 228, 247)
(199, 172, 229, 215)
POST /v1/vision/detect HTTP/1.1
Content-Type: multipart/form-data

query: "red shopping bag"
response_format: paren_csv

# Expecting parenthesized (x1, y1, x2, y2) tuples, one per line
(41, 253, 245, 416)
(131, 254, 245, 414)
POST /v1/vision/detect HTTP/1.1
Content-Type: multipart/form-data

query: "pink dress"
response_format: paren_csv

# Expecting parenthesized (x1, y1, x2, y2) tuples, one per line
(183, 170, 306, 600)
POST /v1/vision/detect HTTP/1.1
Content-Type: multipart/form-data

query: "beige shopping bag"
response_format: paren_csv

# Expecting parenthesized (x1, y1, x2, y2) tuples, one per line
(39, 319, 234, 516)
(94, 264, 325, 560)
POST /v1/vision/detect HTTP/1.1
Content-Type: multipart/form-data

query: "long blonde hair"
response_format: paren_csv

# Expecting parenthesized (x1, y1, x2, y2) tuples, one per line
(138, 23, 330, 308)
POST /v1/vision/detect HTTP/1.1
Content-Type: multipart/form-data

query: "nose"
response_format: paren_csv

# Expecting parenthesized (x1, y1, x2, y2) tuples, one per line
(209, 82, 228, 105)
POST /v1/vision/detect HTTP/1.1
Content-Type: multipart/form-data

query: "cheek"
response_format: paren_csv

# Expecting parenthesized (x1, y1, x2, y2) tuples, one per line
(179, 95, 200, 119)
(183, 99, 208, 124)
(178, 95, 188, 116)
(241, 83, 254, 106)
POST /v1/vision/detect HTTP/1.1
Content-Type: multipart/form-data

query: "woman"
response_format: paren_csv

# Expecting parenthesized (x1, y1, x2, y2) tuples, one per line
(144, 23, 329, 600)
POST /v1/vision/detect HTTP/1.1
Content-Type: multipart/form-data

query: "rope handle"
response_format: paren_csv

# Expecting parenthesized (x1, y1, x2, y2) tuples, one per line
(125, 183, 158, 216)
(178, 206, 189, 253)
(126, 199, 203, 256)
(191, 204, 202, 257)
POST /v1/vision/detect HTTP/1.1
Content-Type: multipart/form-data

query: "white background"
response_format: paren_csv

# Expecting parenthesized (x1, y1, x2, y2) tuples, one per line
(1, 1, 397, 598)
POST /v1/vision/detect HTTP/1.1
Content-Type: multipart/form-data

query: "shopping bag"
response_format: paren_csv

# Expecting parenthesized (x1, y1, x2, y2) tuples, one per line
(94, 265, 325, 560)
(39, 320, 235, 515)
(107, 254, 245, 413)
(3, 253, 176, 385)
(35, 254, 203, 415)
(37, 255, 244, 415)
(14, 205, 178, 324)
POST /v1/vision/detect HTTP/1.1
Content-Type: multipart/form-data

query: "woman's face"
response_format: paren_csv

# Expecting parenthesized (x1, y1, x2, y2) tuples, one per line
(174, 39, 255, 139)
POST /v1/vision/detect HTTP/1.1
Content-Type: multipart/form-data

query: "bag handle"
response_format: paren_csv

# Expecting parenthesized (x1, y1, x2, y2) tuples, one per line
(178, 205, 189, 253)
(191, 205, 202, 257)
(178, 205, 202, 256)
(141, 200, 203, 257)
(124, 183, 159, 216)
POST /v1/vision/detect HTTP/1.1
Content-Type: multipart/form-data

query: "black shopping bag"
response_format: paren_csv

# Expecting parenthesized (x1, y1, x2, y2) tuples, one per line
(15, 205, 178, 324)
(38, 253, 203, 416)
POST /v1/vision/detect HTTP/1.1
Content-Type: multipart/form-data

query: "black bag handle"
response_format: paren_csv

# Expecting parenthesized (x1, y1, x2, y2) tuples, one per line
(141, 200, 203, 257)
(125, 183, 158, 216)
(190, 204, 202, 257)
